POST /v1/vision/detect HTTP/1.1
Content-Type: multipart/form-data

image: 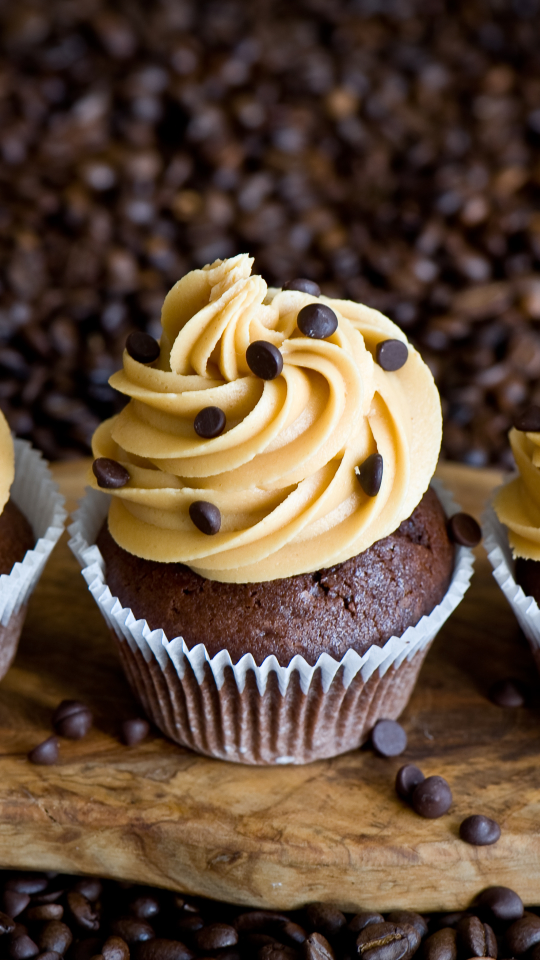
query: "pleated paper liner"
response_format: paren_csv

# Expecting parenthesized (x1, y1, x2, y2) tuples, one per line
(69, 479, 474, 765)
(0, 439, 67, 680)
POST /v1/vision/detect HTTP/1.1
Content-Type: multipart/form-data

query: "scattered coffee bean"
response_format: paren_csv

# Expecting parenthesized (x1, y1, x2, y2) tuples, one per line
(5, 876, 48, 895)
(348, 914, 385, 934)
(447, 513, 482, 548)
(52, 701, 93, 740)
(38, 922, 72, 956)
(513, 406, 540, 433)
(283, 279, 321, 297)
(395, 765, 425, 802)
(355, 453, 383, 497)
(130, 897, 160, 920)
(101, 938, 130, 960)
(136, 938, 195, 960)
(0, 912, 16, 935)
(27, 737, 59, 766)
(174, 915, 203, 935)
(474, 887, 524, 924)
(26, 905, 64, 921)
(460, 815, 501, 846)
(305, 904, 346, 936)
(8, 936, 40, 960)
(194, 923, 238, 951)
(73, 879, 102, 902)
(505, 915, 540, 954)
(126, 332, 160, 365)
(387, 912, 428, 940)
(2, 892, 30, 918)
(120, 718, 150, 747)
(356, 922, 408, 960)
(488, 679, 525, 708)
(66, 893, 100, 932)
(246, 341, 284, 380)
(188, 500, 221, 535)
(456, 916, 497, 958)
(411, 776, 452, 819)
(375, 340, 408, 372)
(422, 927, 457, 960)
(110, 918, 154, 944)
(194, 406, 226, 439)
(304, 932, 335, 959)
(297, 303, 338, 339)
(371, 719, 407, 758)
(92, 459, 130, 490)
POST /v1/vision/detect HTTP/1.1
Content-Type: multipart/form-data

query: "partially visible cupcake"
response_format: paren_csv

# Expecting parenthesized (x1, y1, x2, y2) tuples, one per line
(0, 410, 66, 679)
(70, 254, 474, 764)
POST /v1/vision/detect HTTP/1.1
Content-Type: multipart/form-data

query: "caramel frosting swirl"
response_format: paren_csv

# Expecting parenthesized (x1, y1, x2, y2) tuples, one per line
(0, 409, 14, 516)
(90, 254, 442, 582)
(494, 427, 540, 559)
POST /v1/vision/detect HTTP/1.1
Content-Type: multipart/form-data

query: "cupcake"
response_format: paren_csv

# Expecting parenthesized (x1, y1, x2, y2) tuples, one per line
(70, 254, 474, 764)
(0, 411, 66, 680)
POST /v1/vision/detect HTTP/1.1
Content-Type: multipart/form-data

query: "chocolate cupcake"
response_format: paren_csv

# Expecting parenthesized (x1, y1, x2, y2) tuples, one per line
(70, 254, 474, 764)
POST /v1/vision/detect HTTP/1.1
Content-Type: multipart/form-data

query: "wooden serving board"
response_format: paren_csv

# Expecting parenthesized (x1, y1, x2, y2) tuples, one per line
(0, 460, 539, 913)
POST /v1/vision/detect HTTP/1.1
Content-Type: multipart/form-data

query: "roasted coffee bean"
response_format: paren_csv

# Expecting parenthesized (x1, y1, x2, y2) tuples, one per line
(283, 279, 321, 297)
(297, 304, 338, 340)
(505, 915, 540, 954)
(235, 912, 289, 933)
(245, 933, 279, 950)
(348, 914, 385, 934)
(387, 913, 428, 940)
(435, 914, 470, 930)
(355, 454, 383, 498)
(38, 952, 62, 960)
(121, 719, 150, 747)
(126, 332, 160, 365)
(459, 815, 501, 846)
(189, 501, 221, 536)
(92, 459, 130, 490)
(26, 905, 64, 921)
(5, 877, 48, 896)
(69, 937, 101, 960)
(259, 945, 298, 959)
(174, 915, 203, 934)
(371, 719, 407, 758)
(28, 737, 59, 766)
(411, 776, 452, 819)
(9, 936, 40, 960)
(456, 916, 497, 958)
(474, 887, 524, 924)
(422, 928, 457, 960)
(283, 922, 307, 944)
(52, 701, 93, 740)
(303, 932, 335, 959)
(513, 406, 540, 432)
(38, 922, 72, 956)
(73, 880, 102, 902)
(375, 340, 408, 372)
(246, 341, 283, 380)
(111, 918, 154, 944)
(305, 904, 346, 936)
(356, 922, 408, 960)
(194, 407, 226, 439)
(101, 938, 130, 960)
(0, 911, 16, 934)
(395, 766, 425, 802)
(194, 923, 238, 951)
(2, 892, 30, 918)
(66, 893, 100, 932)
(488, 679, 525, 708)
(130, 897, 160, 920)
(136, 938, 195, 960)
(447, 514, 482, 548)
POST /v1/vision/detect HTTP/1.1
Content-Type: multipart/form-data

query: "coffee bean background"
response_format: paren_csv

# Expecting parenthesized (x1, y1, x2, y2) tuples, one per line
(0, 0, 539, 465)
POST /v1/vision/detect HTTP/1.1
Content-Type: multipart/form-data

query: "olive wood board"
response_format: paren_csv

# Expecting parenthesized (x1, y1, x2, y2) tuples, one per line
(0, 459, 539, 913)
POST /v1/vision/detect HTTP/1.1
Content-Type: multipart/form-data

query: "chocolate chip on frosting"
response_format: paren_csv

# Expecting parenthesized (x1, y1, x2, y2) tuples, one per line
(355, 453, 383, 497)
(376, 339, 408, 371)
(283, 278, 321, 297)
(92, 458, 130, 490)
(447, 512, 482, 547)
(189, 501, 222, 536)
(513, 405, 540, 432)
(194, 406, 226, 439)
(125, 331, 160, 365)
(246, 341, 283, 380)
(297, 303, 338, 339)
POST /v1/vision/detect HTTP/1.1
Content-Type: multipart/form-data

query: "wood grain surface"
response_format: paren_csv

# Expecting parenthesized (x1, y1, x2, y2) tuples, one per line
(0, 459, 539, 913)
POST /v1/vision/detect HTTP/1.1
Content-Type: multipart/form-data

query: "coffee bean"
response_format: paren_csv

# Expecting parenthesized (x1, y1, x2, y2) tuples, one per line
(505, 915, 540, 954)
(371, 719, 407, 758)
(9, 936, 40, 959)
(304, 932, 335, 959)
(194, 924, 238, 951)
(258, 945, 298, 959)
(387, 913, 428, 940)
(38, 922, 72, 956)
(126, 332, 160, 364)
(297, 304, 338, 339)
(111, 919, 154, 944)
(355, 454, 383, 497)
(38, 952, 62, 960)
(411, 776, 452, 819)
(194, 406, 226, 439)
(130, 897, 160, 920)
(235, 912, 289, 933)
(120, 718, 150, 746)
(488, 679, 525, 708)
(52, 701, 93, 740)
(189, 501, 221, 535)
(305, 904, 346, 936)
(375, 340, 408, 372)
(66, 893, 100, 932)
(422, 927, 457, 960)
(474, 887, 524, 924)
(348, 914, 384, 934)
(102, 939, 129, 960)
(92, 459, 130, 490)
(459, 815, 501, 846)
(136, 938, 195, 960)
(5, 877, 48, 896)
(282, 922, 307, 944)
(513, 406, 540, 432)
(73, 880, 102, 902)
(28, 737, 59, 766)
(70, 938, 101, 960)
(456, 916, 497, 957)
(395, 765, 425, 802)
(283, 279, 321, 297)
(174, 915, 203, 934)
(447, 513, 482, 548)
(246, 341, 284, 380)
(0, 911, 16, 935)
(356, 922, 408, 960)
(26, 905, 64, 921)
(436, 915, 470, 930)
(2, 893, 30, 918)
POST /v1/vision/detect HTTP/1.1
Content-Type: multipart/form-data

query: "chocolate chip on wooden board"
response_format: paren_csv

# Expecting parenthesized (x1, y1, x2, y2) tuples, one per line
(459, 815, 501, 846)
(52, 700, 93, 739)
(411, 776, 453, 818)
(371, 719, 407, 757)
(27, 737, 59, 766)
(473, 887, 524, 924)
(120, 718, 150, 746)
(395, 765, 425, 802)
(488, 679, 526, 708)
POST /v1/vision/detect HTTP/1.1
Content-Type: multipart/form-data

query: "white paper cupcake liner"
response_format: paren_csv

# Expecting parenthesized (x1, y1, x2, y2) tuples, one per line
(0, 439, 67, 678)
(483, 484, 540, 667)
(68, 478, 474, 764)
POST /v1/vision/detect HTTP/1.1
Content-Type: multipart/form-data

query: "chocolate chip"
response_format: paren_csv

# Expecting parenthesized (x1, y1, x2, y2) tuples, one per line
(120, 718, 150, 746)
(27, 737, 59, 766)
(411, 775, 452, 818)
(447, 512, 482, 547)
(38, 922, 72, 956)
(304, 932, 335, 959)
(513, 405, 540, 432)
(355, 454, 383, 497)
(194, 406, 226, 438)
(371, 719, 407, 757)
(375, 340, 408, 372)
(422, 927, 457, 960)
(488, 679, 525, 708)
(506, 915, 540, 954)
(297, 304, 338, 339)
(395, 765, 425, 802)
(305, 904, 346, 936)
(283, 279, 321, 297)
(101, 938, 130, 960)
(460, 815, 501, 846)
(246, 341, 283, 380)
(136, 939, 195, 960)
(125, 332, 160, 364)
(474, 887, 524, 924)
(189, 500, 221, 535)
(52, 701, 93, 740)
(456, 916, 497, 958)
(8, 935, 40, 959)
(92, 458, 130, 490)
(356, 922, 408, 960)
(194, 923, 238, 951)
(2, 893, 30, 918)
(110, 918, 154, 944)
